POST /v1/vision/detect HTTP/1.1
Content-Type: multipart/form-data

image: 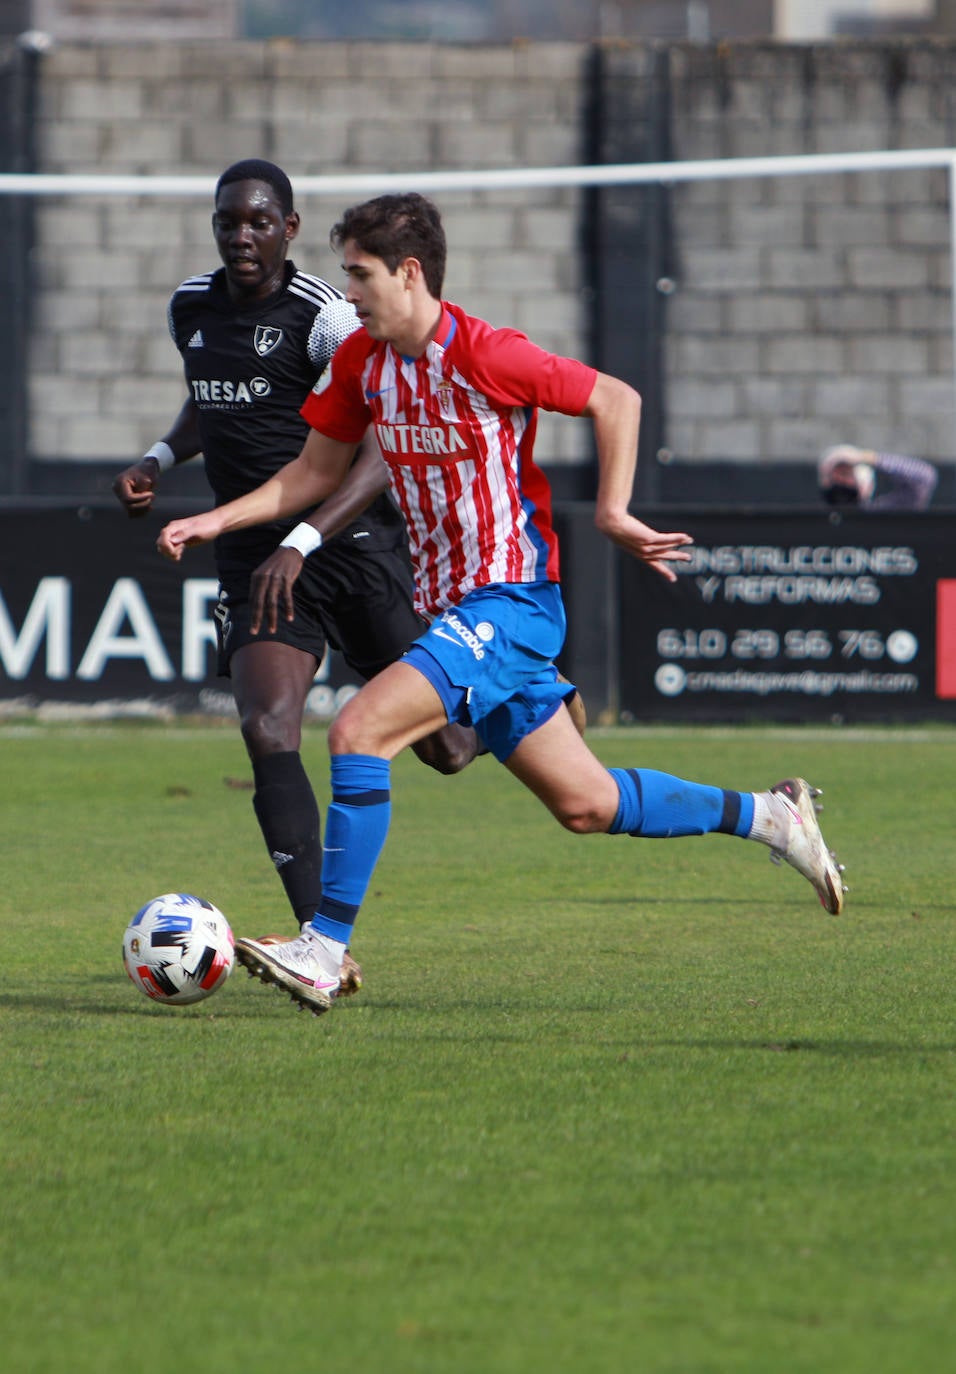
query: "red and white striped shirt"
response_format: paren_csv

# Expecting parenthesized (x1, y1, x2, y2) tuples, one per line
(300, 302, 597, 619)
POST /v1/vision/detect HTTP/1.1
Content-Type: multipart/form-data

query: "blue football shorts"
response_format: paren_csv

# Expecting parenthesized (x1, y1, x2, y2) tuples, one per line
(403, 581, 578, 762)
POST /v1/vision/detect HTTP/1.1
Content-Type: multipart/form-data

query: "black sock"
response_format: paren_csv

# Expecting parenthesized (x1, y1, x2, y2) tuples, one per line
(251, 751, 322, 927)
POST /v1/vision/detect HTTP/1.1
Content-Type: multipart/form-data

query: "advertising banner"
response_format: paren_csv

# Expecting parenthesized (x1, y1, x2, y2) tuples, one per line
(619, 510, 956, 722)
(3, 503, 955, 723)
(0, 504, 359, 716)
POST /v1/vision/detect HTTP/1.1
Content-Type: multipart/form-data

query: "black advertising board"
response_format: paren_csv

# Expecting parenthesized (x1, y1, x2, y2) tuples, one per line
(618, 510, 956, 722)
(3, 502, 956, 723)
(0, 503, 360, 715)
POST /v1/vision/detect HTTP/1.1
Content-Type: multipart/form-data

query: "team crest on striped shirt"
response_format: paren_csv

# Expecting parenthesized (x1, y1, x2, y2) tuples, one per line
(254, 325, 283, 357)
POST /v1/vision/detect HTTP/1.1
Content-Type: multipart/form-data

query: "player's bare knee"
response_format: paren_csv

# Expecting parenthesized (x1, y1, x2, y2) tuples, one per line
(240, 705, 297, 758)
(327, 711, 372, 757)
(554, 800, 607, 834)
(413, 727, 479, 775)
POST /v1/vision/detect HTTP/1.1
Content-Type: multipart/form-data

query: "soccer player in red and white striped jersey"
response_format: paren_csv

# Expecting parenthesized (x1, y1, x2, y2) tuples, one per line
(159, 193, 846, 1016)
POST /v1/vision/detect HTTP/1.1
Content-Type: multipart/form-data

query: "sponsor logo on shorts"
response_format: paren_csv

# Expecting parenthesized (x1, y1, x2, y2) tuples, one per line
(432, 610, 493, 661)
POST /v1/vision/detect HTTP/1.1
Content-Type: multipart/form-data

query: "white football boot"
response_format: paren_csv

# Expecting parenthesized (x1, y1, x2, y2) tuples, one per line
(235, 929, 342, 1015)
(764, 777, 846, 915)
(250, 932, 363, 997)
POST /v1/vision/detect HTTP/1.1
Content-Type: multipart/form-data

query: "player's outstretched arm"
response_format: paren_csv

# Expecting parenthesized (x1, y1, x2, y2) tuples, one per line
(156, 429, 358, 562)
(249, 439, 391, 635)
(583, 371, 693, 582)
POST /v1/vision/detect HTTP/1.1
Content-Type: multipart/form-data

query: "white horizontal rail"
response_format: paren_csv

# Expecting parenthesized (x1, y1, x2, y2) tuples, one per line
(3, 147, 955, 453)
(1, 146, 955, 197)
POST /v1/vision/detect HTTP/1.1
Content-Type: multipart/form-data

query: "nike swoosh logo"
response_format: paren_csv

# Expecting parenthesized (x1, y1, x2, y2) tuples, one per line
(430, 627, 465, 646)
(365, 385, 394, 399)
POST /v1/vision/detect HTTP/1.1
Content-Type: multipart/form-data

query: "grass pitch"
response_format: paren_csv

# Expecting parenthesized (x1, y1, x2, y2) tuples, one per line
(1, 720, 954, 1373)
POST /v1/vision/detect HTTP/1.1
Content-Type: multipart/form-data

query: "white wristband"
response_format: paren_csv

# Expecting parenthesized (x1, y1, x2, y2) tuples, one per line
(280, 522, 324, 557)
(144, 441, 176, 473)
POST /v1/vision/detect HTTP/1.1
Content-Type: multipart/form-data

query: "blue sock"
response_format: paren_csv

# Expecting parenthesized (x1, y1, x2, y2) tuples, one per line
(607, 768, 753, 838)
(308, 754, 391, 945)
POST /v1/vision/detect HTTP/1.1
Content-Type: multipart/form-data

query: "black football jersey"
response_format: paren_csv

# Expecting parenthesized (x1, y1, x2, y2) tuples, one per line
(167, 261, 403, 565)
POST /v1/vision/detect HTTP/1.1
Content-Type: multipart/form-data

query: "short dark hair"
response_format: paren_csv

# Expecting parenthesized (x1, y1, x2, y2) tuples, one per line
(215, 159, 294, 217)
(331, 193, 446, 298)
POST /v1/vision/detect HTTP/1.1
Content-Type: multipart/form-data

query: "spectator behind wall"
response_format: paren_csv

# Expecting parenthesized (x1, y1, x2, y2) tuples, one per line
(818, 444, 938, 511)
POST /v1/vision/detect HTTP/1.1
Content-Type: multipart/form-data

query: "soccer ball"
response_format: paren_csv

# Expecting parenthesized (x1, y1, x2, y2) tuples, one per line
(122, 893, 235, 1006)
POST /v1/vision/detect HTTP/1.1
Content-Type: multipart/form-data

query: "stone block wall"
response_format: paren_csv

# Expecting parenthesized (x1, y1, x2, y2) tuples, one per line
(23, 37, 956, 484)
(662, 41, 956, 470)
(28, 40, 589, 472)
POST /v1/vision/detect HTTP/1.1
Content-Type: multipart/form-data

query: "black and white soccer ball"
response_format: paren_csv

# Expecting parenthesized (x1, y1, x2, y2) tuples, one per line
(122, 893, 235, 1006)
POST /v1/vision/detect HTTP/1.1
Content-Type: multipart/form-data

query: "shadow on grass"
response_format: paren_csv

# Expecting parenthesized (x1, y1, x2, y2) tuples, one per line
(5, 991, 953, 1055)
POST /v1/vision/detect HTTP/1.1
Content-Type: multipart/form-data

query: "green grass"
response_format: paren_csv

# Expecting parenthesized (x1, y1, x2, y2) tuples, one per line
(1, 721, 954, 1373)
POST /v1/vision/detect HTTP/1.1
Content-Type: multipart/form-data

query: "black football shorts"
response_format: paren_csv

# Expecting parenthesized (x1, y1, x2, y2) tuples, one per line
(214, 539, 425, 682)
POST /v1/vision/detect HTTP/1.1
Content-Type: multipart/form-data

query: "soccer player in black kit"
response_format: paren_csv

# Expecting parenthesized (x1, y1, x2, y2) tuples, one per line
(113, 159, 480, 995)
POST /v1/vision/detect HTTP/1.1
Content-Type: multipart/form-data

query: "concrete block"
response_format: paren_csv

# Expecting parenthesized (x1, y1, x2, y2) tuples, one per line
(439, 204, 515, 253)
(895, 375, 956, 418)
(739, 378, 809, 418)
(687, 420, 762, 460)
(272, 122, 350, 169)
(514, 43, 586, 84)
(39, 122, 101, 166)
(535, 411, 590, 465)
(141, 335, 187, 377)
(29, 373, 102, 418)
(60, 251, 142, 291)
(44, 48, 101, 79)
(101, 121, 184, 172)
(667, 380, 738, 420)
(854, 167, 945, 207)
(679, 247, 763, 292)
(728, 203, 808, 248)
(186, 122, 271, 167)
(102, 292, 173, 336)
(766, 248, 844, 290)
(432, 46, 518, 80)
(765, 418, 843, 462)
(847, 335, 929, 374)
(519, 122, 581, 167)
(35, 205, 102, 249)
(437, 121, 518, 167)
(102, 45, 186, 80)
(728, 295, 808, 333)
(812, 204, 890, 248)
(61, 332, 134, 376)
(512, 293, 584, 341)
(351, 121, 441, 169)
(180, 44, 267, 80)
(664, 294, 725, 334)
(520, 207, 577, 253)
(33, 289, 102, 335)
(928, 330, 953, 374)
(896, 206, 950, 247)
(103, 202, 190, 251)
(60, 416, 144, 459)
(27, 414, 64, 461)
(894, 290, 952, 332)
(812, 291, 892, 331)
(677, 206, 727, 249)
(847, 248, 930, 291)
(486, 250, 564, 294)
(763, 335, 844, 375)
(812, 375, 891, 418)
(670, 336, 761, 375)
(106, 375, 188, 415)
(61, 79, 144, 121)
